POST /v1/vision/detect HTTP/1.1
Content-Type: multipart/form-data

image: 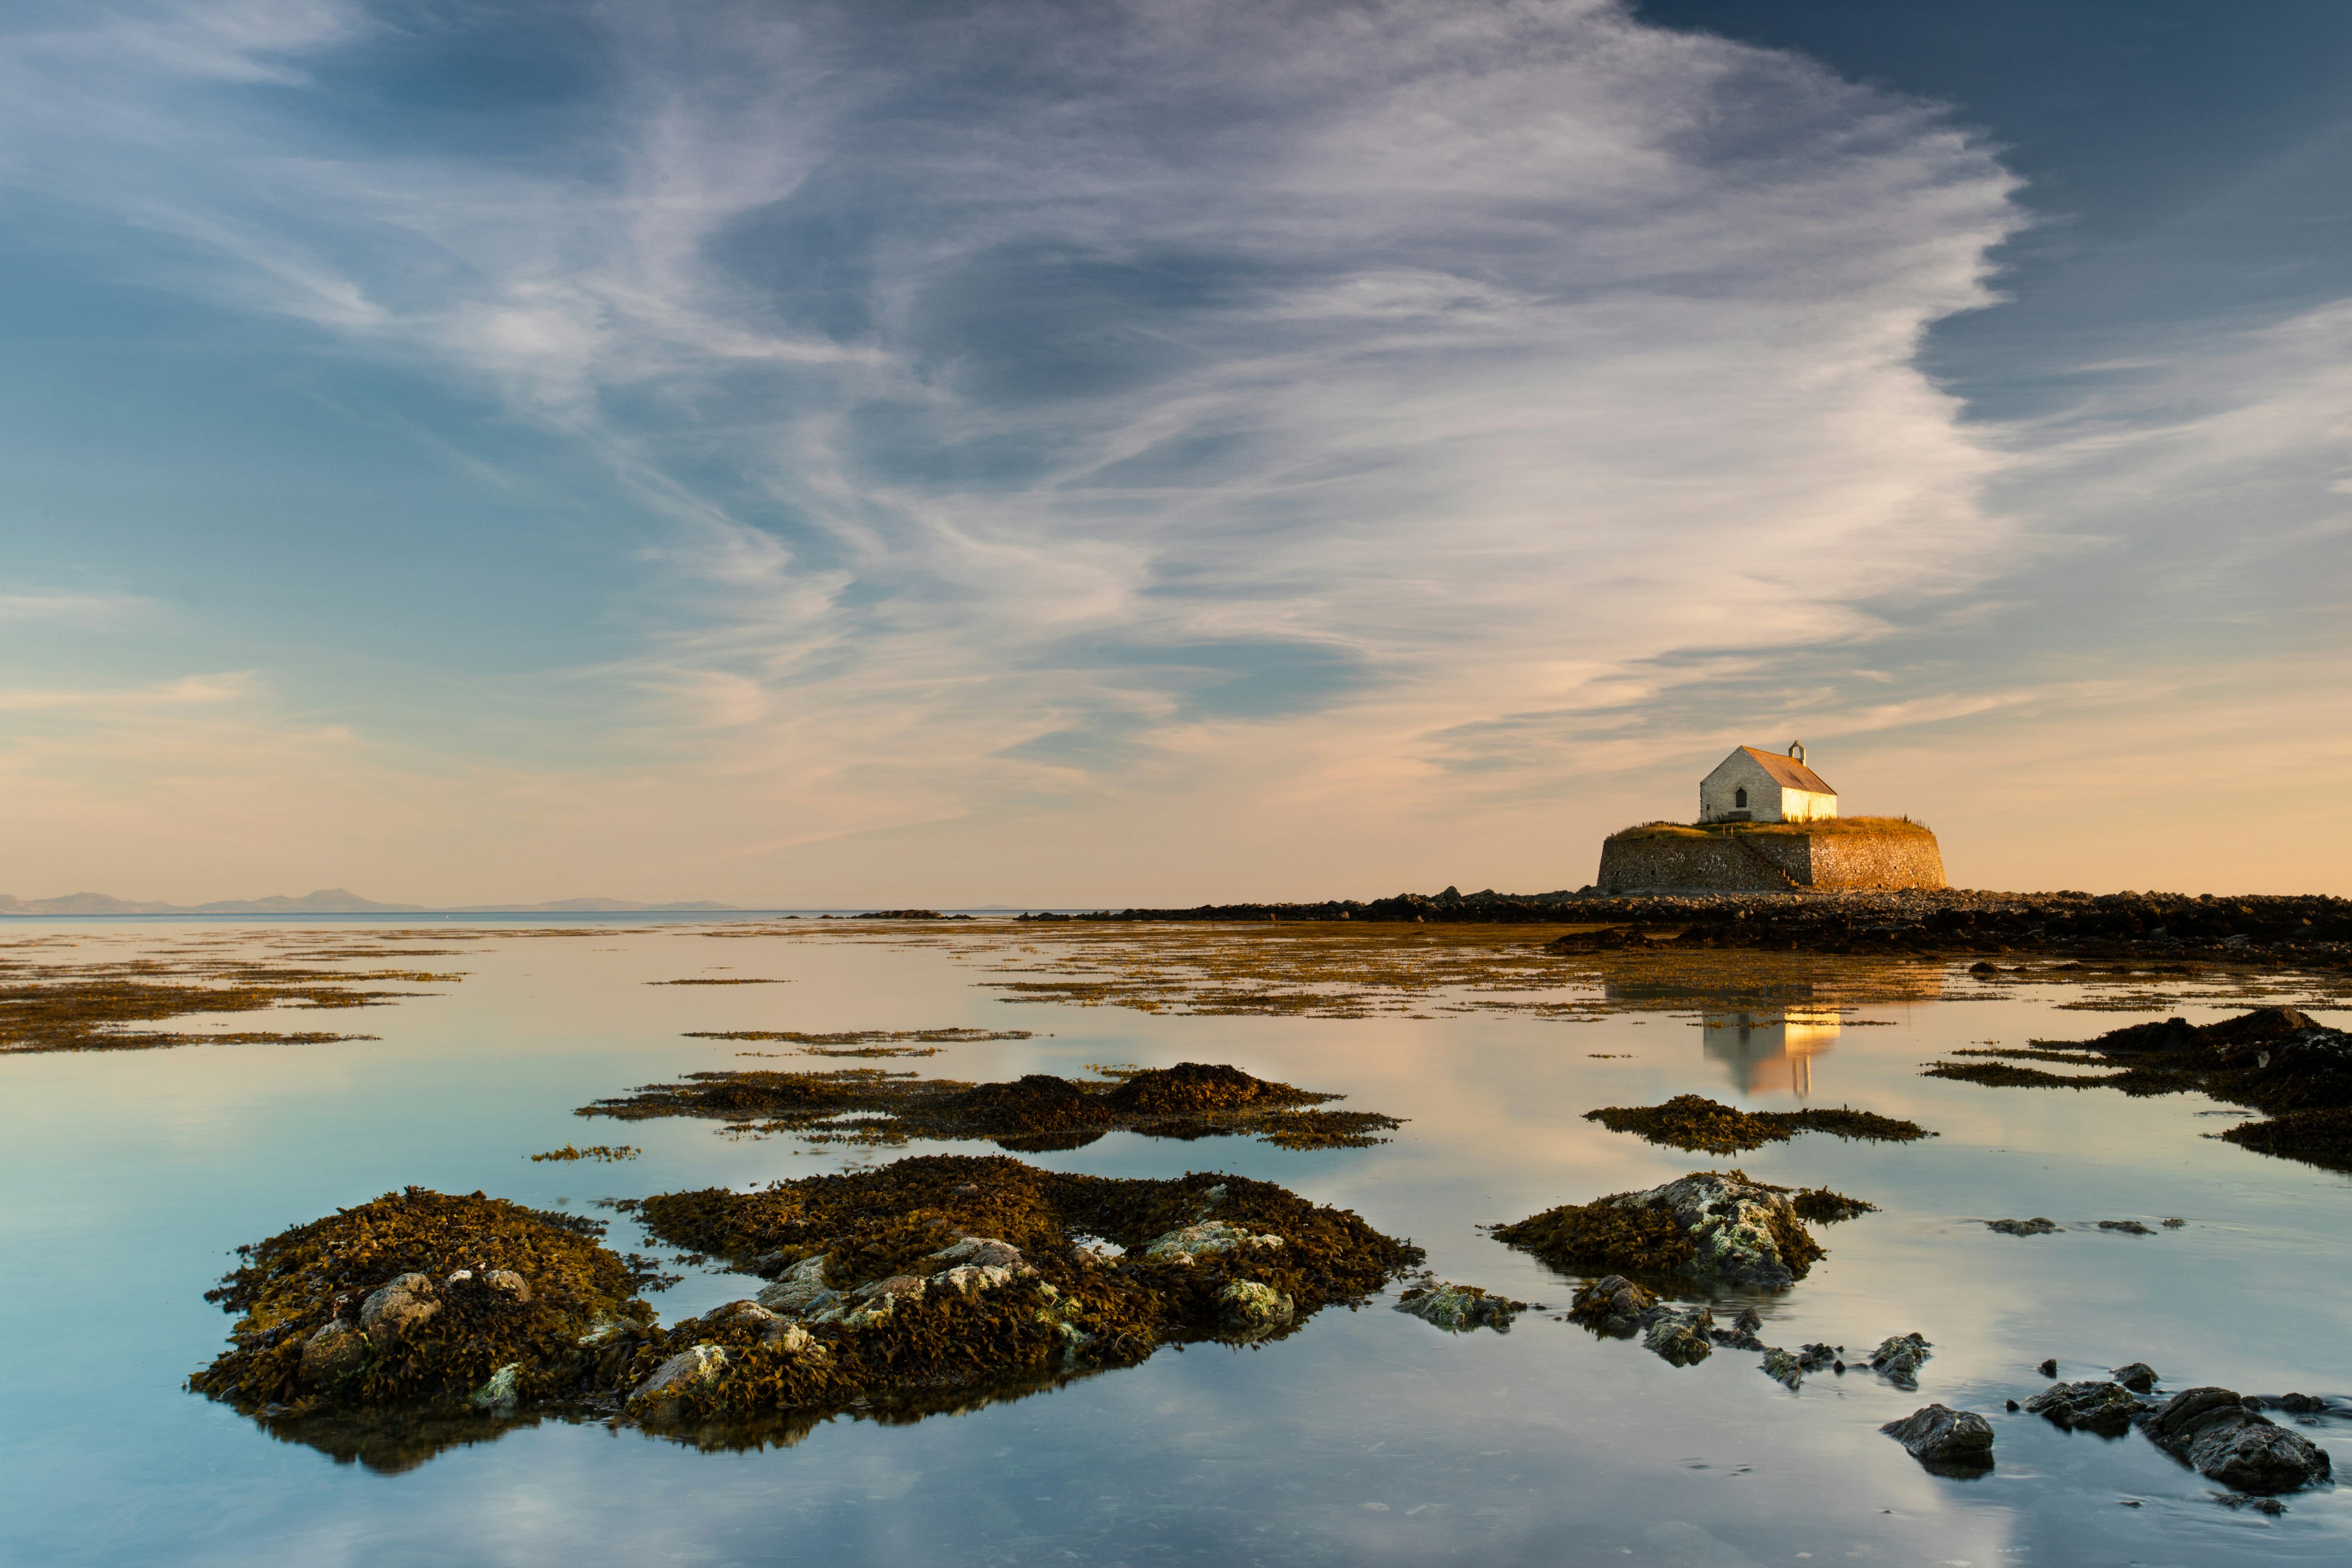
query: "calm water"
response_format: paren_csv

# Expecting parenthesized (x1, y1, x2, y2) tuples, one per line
(1, 918, 2344, 1567)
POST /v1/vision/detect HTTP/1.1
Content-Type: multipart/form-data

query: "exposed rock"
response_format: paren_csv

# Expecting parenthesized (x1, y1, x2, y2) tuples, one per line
(632, 1344, 729, 1403)
(755, 1253, 834, 1316)
(1641, 1306, 1715, 1366)
(483, 1269, 531, 1304)
(2098, 1219, 2156, 1236)
(1394, 1281, 1526, 1333)
(1497, 1171, 1824, 1289)
(1566, 1274, 1657, 1336)
(759, 1320, 823, 1355)
(705, 1299, 781, 1332)
(297, 1319, 366, 1387)
(1139, 1220, 1284, 1263)
(469, 1363, 520, 1410)
(1987, 1218, 2060, 1236)
(2111, 1362, 2159, 1393)
(1709, 1306, 1766, 1351)
(1868, 1333, 1932, 1388)
(2036, 1357, 2058, 1378)
(2026, 1379, 2149, 1434)
(1762, 1342, 1838, 1388)
(2140, 1386, 2334, 1493)
(359, 1274, 440, 1343)
(1882, 1404, 1995, 1469)
(1218, 1280, 1294, 1332)
(811, 1273, 925, 1328)
(927, 1236, 1030, 1272)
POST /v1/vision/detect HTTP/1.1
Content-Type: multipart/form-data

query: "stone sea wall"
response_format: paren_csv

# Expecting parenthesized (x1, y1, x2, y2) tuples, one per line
(1597, 828, 1946, 894)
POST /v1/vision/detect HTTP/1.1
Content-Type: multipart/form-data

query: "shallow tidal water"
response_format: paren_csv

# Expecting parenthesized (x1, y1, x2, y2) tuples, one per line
(2, 917, 2346, 1568)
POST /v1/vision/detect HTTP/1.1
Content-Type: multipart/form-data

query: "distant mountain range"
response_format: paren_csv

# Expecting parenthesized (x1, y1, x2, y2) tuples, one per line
(0, 888, 745, 915)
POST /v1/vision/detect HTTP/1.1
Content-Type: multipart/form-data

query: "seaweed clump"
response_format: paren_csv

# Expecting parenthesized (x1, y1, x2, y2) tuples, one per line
(612, 1154, 1424, 1423)
(578, 1062, 1401, 1151)
(189, 1188, 649, 1422)
(190, 1159, 1422, 1464)
(1495, 1170, 1828, 1289)
(1932, 1007, 2352, 1172)
(1583, 1094, 1931, 1154)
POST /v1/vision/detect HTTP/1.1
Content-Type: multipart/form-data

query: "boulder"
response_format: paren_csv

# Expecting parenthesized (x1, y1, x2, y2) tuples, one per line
(1139, 1221, 1284, 1263)
(1882, 1404, 1994, 1469)
(633, 1343, 730, 1402)
(2025, 1379, 2147, 1434)
(809, 1273, 927, 1328)
(1868, 1333, 1932, 1389)
(760, 1320, 823, 1355)
(1641, 1307, 1715, 1366)
(2110, 1362, 2159, 1394)
(358, 1274, 440, 1343)
(469, 1362, 520, 1410)
(1394, 1282, 1525, 1333)
(707, 1299, 781, 1331)
(926, 1236, 1030, 1273)
(1986, 1218, 2059, 1236)
(297, 1319, 366, 1387)
(1566, 1275, 1657, 1337)
(2140, 1387, 2334, 1493)
(1217, 1280, 1294, 1332)
(482, 1269, 531, 1305)
(755, 1254, 833, 1315)
(1709, 1306, 1766, 1351)
(931, 1263, 1017, 1296)
(1611, 1172, 1817, 1288)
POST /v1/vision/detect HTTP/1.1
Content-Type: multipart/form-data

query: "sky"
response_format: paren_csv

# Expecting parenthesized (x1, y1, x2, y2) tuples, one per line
(1, 0, 2347, 905)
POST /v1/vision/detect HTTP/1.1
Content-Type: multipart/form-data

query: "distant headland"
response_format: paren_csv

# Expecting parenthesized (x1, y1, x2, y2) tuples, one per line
(0, 888, 743, 916)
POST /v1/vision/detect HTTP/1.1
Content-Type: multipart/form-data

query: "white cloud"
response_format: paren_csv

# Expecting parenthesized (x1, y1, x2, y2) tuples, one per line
(12, 1, 2341, 899)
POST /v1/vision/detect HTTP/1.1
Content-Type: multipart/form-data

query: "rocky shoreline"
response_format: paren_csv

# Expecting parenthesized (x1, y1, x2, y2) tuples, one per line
(1022, 887, 2352, 965)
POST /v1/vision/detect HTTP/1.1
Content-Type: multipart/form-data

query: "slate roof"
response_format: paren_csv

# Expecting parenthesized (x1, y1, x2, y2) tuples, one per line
(1730, 746, 1835, 795)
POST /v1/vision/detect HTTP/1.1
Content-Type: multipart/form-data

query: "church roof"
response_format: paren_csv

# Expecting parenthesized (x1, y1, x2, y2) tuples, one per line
(1731, 746, 1835, 795)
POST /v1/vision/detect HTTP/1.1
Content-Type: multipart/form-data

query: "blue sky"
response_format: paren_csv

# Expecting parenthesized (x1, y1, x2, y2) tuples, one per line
(1, 1, 2347, 903)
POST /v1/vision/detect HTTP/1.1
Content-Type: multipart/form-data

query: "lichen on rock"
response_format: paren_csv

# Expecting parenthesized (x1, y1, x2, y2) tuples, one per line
(1394, 1280, 1527, 1333)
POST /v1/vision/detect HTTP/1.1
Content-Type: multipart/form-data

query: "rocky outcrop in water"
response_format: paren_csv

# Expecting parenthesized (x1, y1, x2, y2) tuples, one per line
(2139, 1388, 2333, 1493)
(1394, 1281, 1527, 1333)
(2025, 1379, 2149, 1434)
(1498, 1170, 1825, 1288)
(1882, 1405, 1994, 1470)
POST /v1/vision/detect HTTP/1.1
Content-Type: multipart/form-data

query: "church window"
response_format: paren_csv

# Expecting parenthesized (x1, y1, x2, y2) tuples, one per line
(1733, 787, 1748, 808)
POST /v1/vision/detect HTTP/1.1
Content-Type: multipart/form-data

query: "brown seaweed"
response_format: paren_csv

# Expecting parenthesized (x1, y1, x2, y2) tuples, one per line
(1583, 1094, 1930, 1154)
(190, 1159, 1423, 1464)
(576, 1061, 1402, 1151)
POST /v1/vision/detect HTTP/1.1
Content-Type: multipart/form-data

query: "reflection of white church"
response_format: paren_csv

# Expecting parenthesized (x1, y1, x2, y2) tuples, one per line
(1700, 1009, 1841, 1096)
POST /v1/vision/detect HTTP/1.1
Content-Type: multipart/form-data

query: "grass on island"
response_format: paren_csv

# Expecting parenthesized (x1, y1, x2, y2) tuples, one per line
(1605, 815, 1936, 842)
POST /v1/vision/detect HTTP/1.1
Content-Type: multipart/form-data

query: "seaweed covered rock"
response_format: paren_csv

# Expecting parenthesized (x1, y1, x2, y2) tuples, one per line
(1955, 1008, 2352, 1172)
(1986, 1218, 2060, 1236)
(2025, 1379, 2148, 1434)
(582, 1062, 1401, 1151)
(617, 1154, 1422, 1423)
(190, 1187, 649, 1420)
(1882, 1405, 1994, 1471)
(1867, 1332, 1932, 1388)
(2139, 1387, 2333, 1493)
(1495, 1171, 1826, 1288)
(1394, 1281, 1526, 1333)
(1583, 1095, 1930, 1155)
(1566, 1275, 1658, 1336)
(1641, 1306, 1715, 1366)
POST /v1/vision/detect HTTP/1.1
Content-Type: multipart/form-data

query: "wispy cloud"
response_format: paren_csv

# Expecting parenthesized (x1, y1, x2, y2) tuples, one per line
(2, 1, 2340, 898)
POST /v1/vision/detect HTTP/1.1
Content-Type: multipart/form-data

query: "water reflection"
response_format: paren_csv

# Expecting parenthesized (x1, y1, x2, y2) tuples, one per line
(1699, 1008, 1842, 1098)
(250, 1360, 1123, 1473)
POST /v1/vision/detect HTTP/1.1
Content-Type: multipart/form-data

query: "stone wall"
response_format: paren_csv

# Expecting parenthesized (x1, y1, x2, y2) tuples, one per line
(1596, 827, 1946, 893)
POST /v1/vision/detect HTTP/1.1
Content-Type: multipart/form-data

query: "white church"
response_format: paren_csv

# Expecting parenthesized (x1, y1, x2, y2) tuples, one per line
(1699, 743, 1838, 824)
